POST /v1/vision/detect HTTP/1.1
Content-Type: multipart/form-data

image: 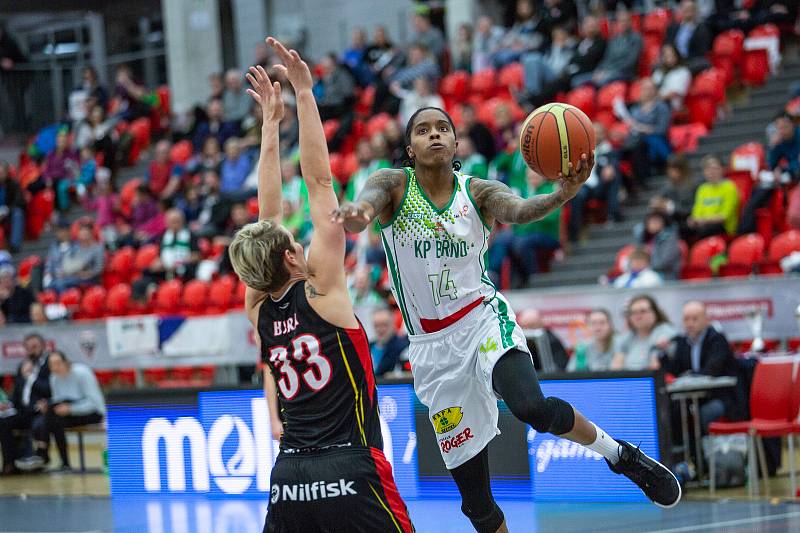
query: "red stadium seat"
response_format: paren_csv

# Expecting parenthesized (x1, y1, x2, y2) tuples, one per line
(105, 247, 136, 288)
(116, 369, 137, 388)
(614, 244, 636, 272)
(171, 366, 194, 381)
(182, 280, 209, 315)
(685, 95, 716, 128)
(17, 256, 41, 285)
(328, 152, 344, 181)
(154, 279, 183, 314)
(565, 86, 596, 119)
(38, 290, 57, 305)
(711, 30, 745, 84)
(247, 197, 260, 218)
(689, 236, 727, 266)
(79, 286, 107, 319)
(26, 190, 54, 240)
(719, 234, 765, 277)
(638, 39, 662, 78)
(366, 113, 392, 137)
(498, 63, 524, 93)
(668, 123, 708, 153)
(208, 277, 236, 313)
(768, 230, 800, 261)
(607, 121, 630, 149)
(725, 170, 754, 210)
(355, 85, 375, 116)
(196, 365, 216, 383)
(59, 288, 82, 311)
(169, 140, 193, 165)
(135, 244, 160, 273)
(439, 71, 469, 107)
(470, 68, 498, 99)
(119, 178, 142, 218)
(94, 369, 116, 389)
(106, 284, 132, 317)
(144, 367, 168, 385)
(322, 119, 340, 142)
(233, 281, 247, 307)
(730, 142, 766, 178)
(597, 81, 627, 114)
(642, 8, 672, 40)
(690, 68, 726, 104)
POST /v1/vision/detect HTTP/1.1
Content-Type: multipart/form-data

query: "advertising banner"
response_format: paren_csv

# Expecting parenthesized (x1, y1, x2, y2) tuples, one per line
(107, 315, 159, 358)
(107, 385, 419, 499)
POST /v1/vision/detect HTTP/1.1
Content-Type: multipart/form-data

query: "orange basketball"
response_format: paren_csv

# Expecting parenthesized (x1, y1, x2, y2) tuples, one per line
(518, 103, 596, 180)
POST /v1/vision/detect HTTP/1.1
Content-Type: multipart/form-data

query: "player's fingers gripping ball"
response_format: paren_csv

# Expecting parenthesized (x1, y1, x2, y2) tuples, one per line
(519, 103, 596, 181)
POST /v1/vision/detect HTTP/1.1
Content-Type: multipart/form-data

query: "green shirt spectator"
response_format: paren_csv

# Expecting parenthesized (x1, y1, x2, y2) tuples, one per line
(691, 180, 739, 235)
(456, 137, 489, 180)
(490, 149, 528, 195)
(345, 159, 390, 202)
(514, 179, 560, 239)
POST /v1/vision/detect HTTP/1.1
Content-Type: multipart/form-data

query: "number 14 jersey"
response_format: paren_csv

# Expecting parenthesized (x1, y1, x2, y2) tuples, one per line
(379, 168, 497, 336)
(257, 281, 382, 451)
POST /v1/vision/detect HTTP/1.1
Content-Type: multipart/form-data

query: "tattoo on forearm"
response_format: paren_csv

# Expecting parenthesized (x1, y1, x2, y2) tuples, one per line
(470, 179, 564, 225)
(356, 169, 405, 220)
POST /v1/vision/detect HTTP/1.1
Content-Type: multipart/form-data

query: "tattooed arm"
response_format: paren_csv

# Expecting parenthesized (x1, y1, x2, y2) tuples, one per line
(470, 153, 594, 226)
(331, 168, 406, 233)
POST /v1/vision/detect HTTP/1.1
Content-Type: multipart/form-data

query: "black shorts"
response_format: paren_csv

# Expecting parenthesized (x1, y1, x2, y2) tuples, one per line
(264, 446, 414, 533)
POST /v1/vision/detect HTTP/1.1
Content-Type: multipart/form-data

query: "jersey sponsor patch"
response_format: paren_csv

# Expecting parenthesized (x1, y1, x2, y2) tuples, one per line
(438, 427, 474, 453)
(270, 479, 357, 503)
(431, 406, 464, 434)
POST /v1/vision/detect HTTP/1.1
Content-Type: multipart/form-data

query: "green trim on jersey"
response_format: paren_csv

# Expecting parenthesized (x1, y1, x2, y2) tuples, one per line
(378, 168, 411, 230)
(380, 231, 415, 335)
(492, 296, 515, 349)
(413, 168, 458, 214)
(465, 176, 492, 231)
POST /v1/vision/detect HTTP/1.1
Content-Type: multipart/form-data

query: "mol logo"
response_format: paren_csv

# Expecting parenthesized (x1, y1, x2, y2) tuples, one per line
(141, 396, 276, 494)
(478, 337, 497, 357)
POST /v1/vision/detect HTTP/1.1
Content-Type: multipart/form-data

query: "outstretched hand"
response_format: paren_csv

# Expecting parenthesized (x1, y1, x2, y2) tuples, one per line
(557, 152, 594, 201)
(267, 37, 313, 92)
(246, 65, 284, 124)
(330, 202, 373, 233)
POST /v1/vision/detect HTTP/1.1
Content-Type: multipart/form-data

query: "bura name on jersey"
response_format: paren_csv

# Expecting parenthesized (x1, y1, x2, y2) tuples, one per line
(273, 313, 300, 336)
(414, 239, 469, 259)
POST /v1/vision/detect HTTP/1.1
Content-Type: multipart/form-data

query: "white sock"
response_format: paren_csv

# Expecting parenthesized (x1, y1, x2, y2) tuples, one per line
(585, 423, 621, 464)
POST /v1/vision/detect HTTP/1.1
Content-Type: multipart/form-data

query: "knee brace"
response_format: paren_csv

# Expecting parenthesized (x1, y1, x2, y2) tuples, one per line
(461, 500, 505, 533)
(520, 396, 575, 436)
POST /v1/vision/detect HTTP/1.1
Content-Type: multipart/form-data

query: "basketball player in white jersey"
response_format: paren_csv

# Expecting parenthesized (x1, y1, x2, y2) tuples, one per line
(333, 107, 680, 532)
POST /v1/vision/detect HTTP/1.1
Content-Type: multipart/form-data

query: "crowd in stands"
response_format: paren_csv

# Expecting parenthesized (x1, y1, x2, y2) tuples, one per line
(0, 1, 798, 374)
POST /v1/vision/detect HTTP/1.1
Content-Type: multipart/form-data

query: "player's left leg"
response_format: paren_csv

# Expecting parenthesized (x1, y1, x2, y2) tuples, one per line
(449, 446, 507, 533)
(491, 349, 681, 508)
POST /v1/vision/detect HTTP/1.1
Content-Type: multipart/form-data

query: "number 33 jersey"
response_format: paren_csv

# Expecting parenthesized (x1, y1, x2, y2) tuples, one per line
(257, 281, 383, 451)
(379, 167, 496, 336)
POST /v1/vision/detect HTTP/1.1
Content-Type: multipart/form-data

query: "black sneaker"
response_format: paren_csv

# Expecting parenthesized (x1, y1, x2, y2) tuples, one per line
(606, 440, 682, 508)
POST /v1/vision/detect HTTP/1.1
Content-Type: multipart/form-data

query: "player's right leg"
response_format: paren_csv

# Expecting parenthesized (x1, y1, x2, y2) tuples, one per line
(449, 446, 507, 533)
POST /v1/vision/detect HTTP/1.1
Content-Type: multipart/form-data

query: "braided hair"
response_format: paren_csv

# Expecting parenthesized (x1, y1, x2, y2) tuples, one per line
(402, 107, 461, 171)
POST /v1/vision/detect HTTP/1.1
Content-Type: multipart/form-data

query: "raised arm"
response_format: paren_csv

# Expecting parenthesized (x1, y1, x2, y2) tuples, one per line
(245, 63, 284, 223)
(331, 168, 406, 233)
(269, 37, 346, 293)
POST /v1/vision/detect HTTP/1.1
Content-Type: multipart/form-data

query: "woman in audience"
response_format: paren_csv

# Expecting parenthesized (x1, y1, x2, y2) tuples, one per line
(651, 44, 692, 111)
(74, 104, 118, 175)
(635, 211, 681, 281)
(621, 78, 672, 185)
(613, 295, 676, 370)
(390, 77, 445, 126)
(37, 131, 79, 208)
(650, 153, 700, 238)
(568, 309, 620, 371)
(453, 23, 474, 72)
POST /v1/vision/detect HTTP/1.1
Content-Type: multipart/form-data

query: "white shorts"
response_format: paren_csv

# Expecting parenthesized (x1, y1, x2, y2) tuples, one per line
(408, 297, 530, 469)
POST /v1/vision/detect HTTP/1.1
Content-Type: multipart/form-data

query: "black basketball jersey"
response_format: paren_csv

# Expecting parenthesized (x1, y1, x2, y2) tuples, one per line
(257, 280, 383, 451)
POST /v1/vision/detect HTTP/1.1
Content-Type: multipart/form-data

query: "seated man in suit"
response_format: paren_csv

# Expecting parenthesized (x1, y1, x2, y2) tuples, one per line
(660, 300, 739, 433)
(369, 307, 409, 377)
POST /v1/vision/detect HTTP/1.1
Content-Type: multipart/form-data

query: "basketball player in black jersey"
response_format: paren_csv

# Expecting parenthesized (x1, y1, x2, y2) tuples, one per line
(229, 38, 413, 533)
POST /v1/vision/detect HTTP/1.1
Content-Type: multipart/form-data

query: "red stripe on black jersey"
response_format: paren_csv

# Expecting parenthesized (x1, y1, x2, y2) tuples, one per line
(344, 325, 376, 406)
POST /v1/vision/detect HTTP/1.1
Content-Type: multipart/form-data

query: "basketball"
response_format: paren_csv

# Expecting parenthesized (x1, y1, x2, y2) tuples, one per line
(518, 103, 596, 180)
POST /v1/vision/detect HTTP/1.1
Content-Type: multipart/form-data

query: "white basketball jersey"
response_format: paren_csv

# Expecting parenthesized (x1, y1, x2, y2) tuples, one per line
(379, 167, 498, 336)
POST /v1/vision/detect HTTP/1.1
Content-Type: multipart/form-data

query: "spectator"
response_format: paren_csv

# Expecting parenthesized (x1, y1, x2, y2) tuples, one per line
(688, 154, 739, 239)
(518, 308, 569, 371)
(518, 26, 576, 107)
(453, 23, 474, 72)
(342, 28, 371, 86)
(175, 183, 203, 226)
(113, 64, 150, 122)
(222, 69, 250, 124)
(411, 11, 446, 63)
(0, 334, 50, 474)
(460, 103, 497, 162)
(369, 308, 409, 377)
(621, 78, 672, 184)
(613, 295, 676, 370)
(345, 140, 391, 202)
(489, 169, 561, 285)
(788, 183, 800, 229)
(193, 97, 239, 151)
(738, 113, 800, 234)
(213, 202, 252, 276)
(472, 15, 506, 73)
(651, 44, 692, 111)
(30, 302, 47, 326)
(279, 105, 300, 153)
(208, 72, 224, 100)
(129, 184, 161, 239)
(147, 139, 182, 200)
(0, 160, 25, 252)
(392, 77, 445, 126)
(542, 0, 579, 34)
(38, 130, 79, 207)
(665, 0, 712, 74)
(568, 309, 621, 371)
(189, 136, 223, 176)
(220, 137, 253, 194)
(240, 101, 264, 152)
(17, 351, 104, 473)
(69, 66, 109, 123)
(578, 8, 642, 87)
(74, 104, 118, 174)
(349, 266, 384, 307)
(193, 169, 229, 237)
(490, 123, 528, 194)
(613, 248, 664, 289)
(47, 219, 105, 293)
(0, 265, 33, 323)
(568, 122, 622, 244)
(456, 137, 489, 180)
(651, 153, 700, 236)
(492, 0, 549, 68)
(56, 146, 97, 213)
(316, 54, 357, 121)
(493, 103, 517, 155)
(157, 209, 201, 280)
(635, 211, 681, 281)
(43, 220, 73, 291)
(364, 26, 397, 80)
(387, 43, 440, 103)
(659, 301, 739, 432)
(82, 170, 119, 246)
